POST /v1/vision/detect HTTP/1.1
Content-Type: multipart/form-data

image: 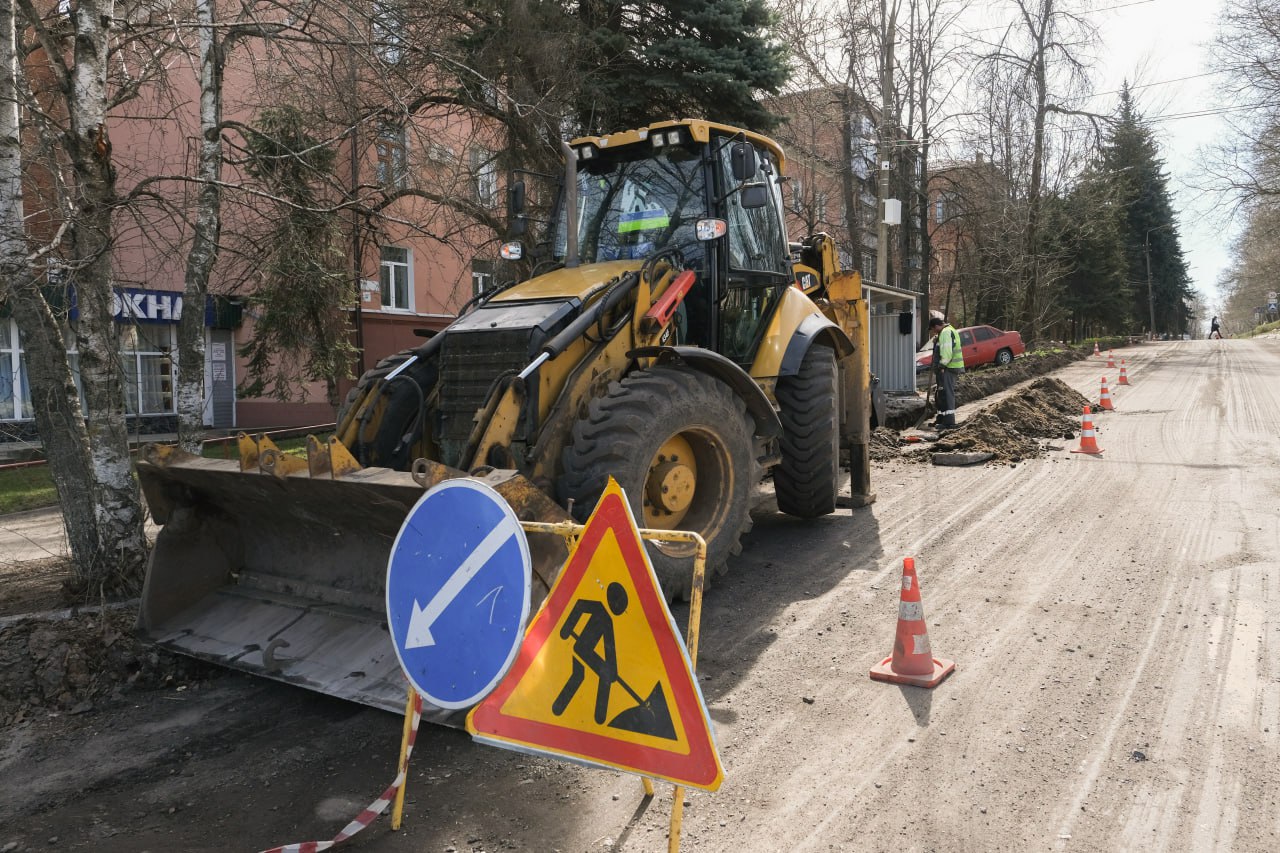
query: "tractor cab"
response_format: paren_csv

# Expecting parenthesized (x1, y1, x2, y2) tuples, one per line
(507, 120, 797, 362)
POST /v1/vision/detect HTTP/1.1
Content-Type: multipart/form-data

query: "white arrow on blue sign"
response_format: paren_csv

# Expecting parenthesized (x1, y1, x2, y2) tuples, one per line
(385, 479, 532, 710)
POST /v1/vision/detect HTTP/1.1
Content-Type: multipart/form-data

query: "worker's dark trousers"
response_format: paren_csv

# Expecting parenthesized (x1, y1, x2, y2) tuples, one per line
(936, 368, 958, 428)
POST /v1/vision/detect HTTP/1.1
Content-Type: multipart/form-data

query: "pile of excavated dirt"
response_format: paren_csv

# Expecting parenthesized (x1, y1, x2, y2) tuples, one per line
(902, 376, 1091, 465)
(932, 411, 1043, 462)
(0, 608, 214, 727)
(984, 377, 1091, 439)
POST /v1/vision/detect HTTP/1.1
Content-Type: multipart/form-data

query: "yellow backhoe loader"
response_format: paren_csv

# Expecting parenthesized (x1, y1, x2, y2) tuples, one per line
(137, 119, 875, 720)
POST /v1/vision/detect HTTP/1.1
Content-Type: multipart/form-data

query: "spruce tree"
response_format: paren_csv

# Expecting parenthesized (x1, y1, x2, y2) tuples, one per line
(576, 0, 789, 134)
(1101, 86, 1195, 336)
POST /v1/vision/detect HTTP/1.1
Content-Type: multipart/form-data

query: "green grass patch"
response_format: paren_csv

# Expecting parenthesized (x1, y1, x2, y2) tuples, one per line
(0, 464, 58, 514)
(0, 434, 336, 517)
(199, 434, 328, 460)
(1242, 319, 1280, 338)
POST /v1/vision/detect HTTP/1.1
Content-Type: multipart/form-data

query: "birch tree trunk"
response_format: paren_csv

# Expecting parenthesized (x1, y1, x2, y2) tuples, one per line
(176, 0, 223, 452)
(1, 0, 99, 571)
(67, 0, 149, 593)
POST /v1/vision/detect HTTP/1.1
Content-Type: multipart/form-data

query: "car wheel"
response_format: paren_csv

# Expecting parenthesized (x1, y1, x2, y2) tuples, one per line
(995, 348, 1013, 366)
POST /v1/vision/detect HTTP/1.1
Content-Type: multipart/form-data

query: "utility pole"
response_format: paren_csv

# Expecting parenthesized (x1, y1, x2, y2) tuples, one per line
(1144, 235, 1154, 340)
(1145, 224, 1169, 340)
(875, 0, 896, 289)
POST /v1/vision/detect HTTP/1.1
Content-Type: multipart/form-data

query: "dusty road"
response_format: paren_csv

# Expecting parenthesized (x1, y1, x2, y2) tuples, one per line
(2, 338, 1278, 852)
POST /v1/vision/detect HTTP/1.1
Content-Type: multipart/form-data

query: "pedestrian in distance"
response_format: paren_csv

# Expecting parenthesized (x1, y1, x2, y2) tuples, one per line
(1210, 316, 1223, 339)
(928, 316, 964, 430)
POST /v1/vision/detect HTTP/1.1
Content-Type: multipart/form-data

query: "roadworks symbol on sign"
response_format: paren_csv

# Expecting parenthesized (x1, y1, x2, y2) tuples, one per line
(466, 478, 724, 791)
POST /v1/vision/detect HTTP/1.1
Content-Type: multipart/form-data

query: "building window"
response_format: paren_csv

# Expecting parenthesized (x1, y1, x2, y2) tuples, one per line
(380, 246, 411, 310)
(862, 252, 876, 282)
(372, 1, 405, 64)
(0, 319, 32, 420)
(118, 323, 175, 415)
(376, 124, 408, 189)
(471, 147, 497, 207)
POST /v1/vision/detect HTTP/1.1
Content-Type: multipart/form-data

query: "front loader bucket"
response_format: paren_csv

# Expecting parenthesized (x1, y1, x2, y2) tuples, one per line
(136, 439, 569, 724)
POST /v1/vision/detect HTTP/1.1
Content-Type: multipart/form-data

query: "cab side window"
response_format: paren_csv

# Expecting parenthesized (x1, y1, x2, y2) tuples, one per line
(959, 330, 974, 347)
(718, 145, 789, 275)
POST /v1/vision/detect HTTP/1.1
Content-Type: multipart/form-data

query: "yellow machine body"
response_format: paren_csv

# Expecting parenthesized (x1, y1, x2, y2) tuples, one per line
(137, 119, 873, 717)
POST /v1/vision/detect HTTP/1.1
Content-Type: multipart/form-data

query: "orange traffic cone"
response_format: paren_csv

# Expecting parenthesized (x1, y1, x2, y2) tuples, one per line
(1118, 360, 1130, 385)
(1093, 341, 1101, 357)
(1098, 376, 1115, 411)
(1106, 350, 1116, 368)
(870, 558, 956, 688)
(1071, 405, 1103, 455)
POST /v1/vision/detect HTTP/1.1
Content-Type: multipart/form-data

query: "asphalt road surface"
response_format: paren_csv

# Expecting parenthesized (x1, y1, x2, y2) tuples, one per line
(2, 337, 1277, 852)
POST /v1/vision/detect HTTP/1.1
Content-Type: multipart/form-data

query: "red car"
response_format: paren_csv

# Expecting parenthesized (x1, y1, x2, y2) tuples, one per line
(916, 324, 1025, 373)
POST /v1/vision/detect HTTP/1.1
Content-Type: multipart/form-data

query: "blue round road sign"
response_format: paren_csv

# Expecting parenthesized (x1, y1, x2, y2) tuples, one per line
(386, 479, 532, 709)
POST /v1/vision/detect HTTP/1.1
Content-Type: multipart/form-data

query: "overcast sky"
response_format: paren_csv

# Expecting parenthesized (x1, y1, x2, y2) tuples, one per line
(934, 0, 1232, 309)
(1090, 0, 1231, 309)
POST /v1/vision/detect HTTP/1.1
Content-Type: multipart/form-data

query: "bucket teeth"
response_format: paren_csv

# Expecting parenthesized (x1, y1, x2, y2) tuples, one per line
(239, 433, 309, 478)
(306, 435, 363, 479)
(237, 432, 260, 471)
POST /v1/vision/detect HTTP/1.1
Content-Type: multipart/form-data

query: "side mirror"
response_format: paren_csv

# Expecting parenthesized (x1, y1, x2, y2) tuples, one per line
(500, 241, 524, 261)
(740, 183, 769, 209)
(730, 142, 758, 181)
(507, 179, 527, 237)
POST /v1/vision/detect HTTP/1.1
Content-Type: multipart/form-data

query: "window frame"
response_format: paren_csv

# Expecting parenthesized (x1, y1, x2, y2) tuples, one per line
(118, 323, 177, 416)
(379, 246, 412, 311)
(376, 123, 409, 189)
(371, 0, 406, 65)
(0, 318, 30, 421)
(471, 146, 498, 208)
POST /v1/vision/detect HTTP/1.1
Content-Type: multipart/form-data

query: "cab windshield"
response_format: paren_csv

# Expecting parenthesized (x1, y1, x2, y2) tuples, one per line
(555, 144, 707, 266)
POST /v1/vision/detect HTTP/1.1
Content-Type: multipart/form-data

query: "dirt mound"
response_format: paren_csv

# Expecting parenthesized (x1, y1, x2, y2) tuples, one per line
(985, 377, 1090, 439)
(932, 411, 1043, 462)
(0, 608, 214, 727)
(904, 377, 1090, 465)
(937, 377, 1089, 463)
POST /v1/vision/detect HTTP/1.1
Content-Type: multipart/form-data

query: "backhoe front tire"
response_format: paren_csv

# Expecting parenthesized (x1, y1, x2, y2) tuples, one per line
(559, 368, 755, 601)
(774, 344, 840, 518)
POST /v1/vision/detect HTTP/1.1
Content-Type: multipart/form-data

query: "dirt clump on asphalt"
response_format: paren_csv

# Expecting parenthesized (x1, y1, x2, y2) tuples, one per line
(0, 608, 214, 727)
(869, 427, 904, 461)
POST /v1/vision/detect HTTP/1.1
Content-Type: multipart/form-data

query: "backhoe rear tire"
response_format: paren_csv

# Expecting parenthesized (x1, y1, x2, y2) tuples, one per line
(559, 367, 755, 601)
(774, 344, 840, 518)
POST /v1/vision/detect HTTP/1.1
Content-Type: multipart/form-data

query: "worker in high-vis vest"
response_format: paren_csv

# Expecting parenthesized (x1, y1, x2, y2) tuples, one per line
(928, 316, 965, 429)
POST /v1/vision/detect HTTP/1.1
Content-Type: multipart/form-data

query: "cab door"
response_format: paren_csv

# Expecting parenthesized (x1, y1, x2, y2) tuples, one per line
(713, 141, 792, 366)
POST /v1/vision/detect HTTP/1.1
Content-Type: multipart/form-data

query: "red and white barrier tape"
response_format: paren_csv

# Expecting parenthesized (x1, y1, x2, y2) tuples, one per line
(258, 692, 424, 853)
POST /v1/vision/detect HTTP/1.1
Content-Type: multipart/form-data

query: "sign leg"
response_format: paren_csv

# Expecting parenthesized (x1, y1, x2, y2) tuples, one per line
(668, 786, 686, 853)
(391, 685, 417, 830)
